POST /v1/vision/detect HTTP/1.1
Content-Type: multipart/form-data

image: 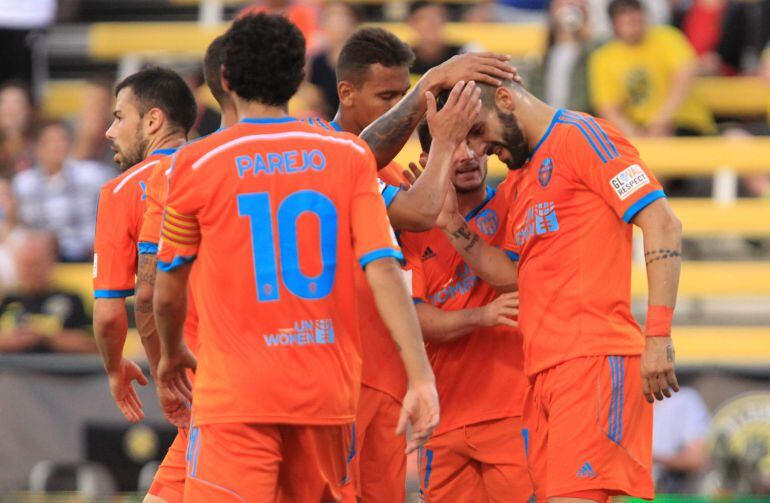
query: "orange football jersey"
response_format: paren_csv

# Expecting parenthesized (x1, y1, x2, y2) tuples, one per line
(503, 110, 665, 376)
(93, 150, 174, 298)
(157, 118, 402, 426)
(401, 182, 526, 435)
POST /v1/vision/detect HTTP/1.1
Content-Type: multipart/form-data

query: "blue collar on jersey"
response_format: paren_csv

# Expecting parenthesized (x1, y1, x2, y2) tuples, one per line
(240, 117, 297, 125)
(329, 120, 344, 132)
(528, 109, 563, 160)
(465, 185, 496, 221)
(151, 148, 177, 156)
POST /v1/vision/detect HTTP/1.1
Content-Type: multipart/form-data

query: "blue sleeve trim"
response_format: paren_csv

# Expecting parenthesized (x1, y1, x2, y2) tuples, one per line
(359, 248, 405, 269)
(504, 250, 520, 261)
(622, 190, 666, 223)
(94, 288, 134, 299)
(413, 298, 425, 304)
(138, 241, 159, 255)
(158, 255, 197, 272)
(381, 185, 401, 208)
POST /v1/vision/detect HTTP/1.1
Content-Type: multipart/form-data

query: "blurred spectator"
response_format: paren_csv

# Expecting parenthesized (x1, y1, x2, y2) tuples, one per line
(588, 0, 670, 41)
(0, 0, 55, 86)
(0, 230, 95, 354)
(676, 0, 728, 75)
(0, 179, 19, 288)
(464, 0, 549, 23)
(71, 77, 116, 164)
(715, 0, 770, 75)
(529, 0, 594, 111)
(0, 81, 36, 176)
(308, 2, 360, 119)
(408, 2, 463, 75)
(588, 0, 716, 137)
(653, 387, 711, 493)
(12, 120, 112, 262)
(238, 0, 320, 50)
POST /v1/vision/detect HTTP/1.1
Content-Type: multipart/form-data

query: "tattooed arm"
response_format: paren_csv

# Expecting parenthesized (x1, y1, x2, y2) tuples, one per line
(135, 253, 161, 380)
(437, 187, 518, 292)
(361, 53, 517, 169)
(632, 198, 682, 402)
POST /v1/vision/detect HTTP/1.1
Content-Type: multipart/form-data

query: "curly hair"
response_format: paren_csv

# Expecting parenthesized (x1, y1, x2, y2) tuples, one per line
(336, 27, 415, 86)
(222, 13, 306, 106)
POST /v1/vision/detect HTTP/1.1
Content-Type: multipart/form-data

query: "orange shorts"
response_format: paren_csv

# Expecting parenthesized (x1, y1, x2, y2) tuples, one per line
(348, 385, 406, 503)
(524, 355, 654, 501)
(183, 422, 352, 503)
(147, 428, 188, 503)
(417, 417, 534, 502)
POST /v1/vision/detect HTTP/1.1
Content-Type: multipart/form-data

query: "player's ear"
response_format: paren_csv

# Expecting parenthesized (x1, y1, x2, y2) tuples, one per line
(338, 81, 354, 107)
(220, 64, 232, 94)
(145, 107, 164, 135)
(495, 87, 516, 113)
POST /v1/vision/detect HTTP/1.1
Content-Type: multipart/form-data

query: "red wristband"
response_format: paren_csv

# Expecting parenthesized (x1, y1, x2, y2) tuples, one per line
(645, 305, 674, 337)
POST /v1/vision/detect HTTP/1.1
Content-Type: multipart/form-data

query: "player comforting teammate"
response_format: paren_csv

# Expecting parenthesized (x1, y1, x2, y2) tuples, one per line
(92, 10, 681, 503)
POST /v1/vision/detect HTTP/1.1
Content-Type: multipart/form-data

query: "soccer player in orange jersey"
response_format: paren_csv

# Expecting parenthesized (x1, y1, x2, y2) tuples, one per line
(432, 81, 682, 502)
(328, 27, 484, 502)
(152, 14, 441, 502)
(134, 36, 237, 503)
(92, 67, 196, 432)
(398, 121, 534, 502)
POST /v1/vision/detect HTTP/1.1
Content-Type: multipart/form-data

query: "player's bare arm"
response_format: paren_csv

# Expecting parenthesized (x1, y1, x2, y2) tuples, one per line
(134, 253, 162, 379)
(154, 263, 196, 427)
(632, 198, 682, 403)
(94, 298, 147, 423)
(364, 257, 439, 453)
(361, 53, 517, 168)
(416, 292, 519, 343)
(437, 187, 518, 292)
(387, 80, 482, 231)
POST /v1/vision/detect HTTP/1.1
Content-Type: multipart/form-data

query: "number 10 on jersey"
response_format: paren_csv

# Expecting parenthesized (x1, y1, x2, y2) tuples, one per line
(238, 190, 338, 302)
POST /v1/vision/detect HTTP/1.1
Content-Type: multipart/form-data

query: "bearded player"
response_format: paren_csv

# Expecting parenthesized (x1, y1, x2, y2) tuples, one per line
(434, 81, 682, 502)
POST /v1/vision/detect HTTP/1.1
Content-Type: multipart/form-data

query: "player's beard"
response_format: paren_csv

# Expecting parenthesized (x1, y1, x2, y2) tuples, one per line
(117, 130, 149, 171)
(496, 109, 530, 170)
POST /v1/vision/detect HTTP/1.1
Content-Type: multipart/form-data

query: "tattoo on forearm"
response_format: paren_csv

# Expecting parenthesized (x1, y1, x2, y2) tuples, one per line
(644, 249, 681, 265)
(361, 85, 423, 165)
(451, 223, 472, 241)
(666, 344, 675, 362)
(463, 233, 479, 252)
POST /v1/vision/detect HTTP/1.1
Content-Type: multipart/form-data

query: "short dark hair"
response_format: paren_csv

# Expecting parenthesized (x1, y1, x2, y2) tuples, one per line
(222, 13, 305, 106)
(114, 66, 197, 134)
(409, 1, 437, 17)
(204, 35, 228, 106)
(417, 118, 432, 153)
(336, 27, 415, 85)
(608, 0, 643, 19)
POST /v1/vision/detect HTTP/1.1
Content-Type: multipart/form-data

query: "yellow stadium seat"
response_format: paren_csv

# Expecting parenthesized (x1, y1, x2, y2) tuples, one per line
(668, 199, 770, 237)
(673, 327, 770, 367)
(694, 77, 770, 118)
(632, 262, 770, 297)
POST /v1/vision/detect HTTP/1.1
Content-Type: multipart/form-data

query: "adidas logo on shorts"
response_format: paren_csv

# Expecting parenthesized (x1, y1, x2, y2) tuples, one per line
(577, 461, 596, 478)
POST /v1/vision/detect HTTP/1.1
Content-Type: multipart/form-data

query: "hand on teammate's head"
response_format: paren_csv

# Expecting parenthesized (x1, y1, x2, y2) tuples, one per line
(428, 52, 521, 90)
(425, 80, 482, 147)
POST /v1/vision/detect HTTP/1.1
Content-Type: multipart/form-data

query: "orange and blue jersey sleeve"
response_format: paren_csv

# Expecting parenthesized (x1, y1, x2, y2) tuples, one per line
(378, 178, 401, 208)
(350, 145, 403, 269)
(93, 185, 137, 298)
(561, 112, 666, 223)
(157, 154, 202, 271)
(137, 161, 170, 255)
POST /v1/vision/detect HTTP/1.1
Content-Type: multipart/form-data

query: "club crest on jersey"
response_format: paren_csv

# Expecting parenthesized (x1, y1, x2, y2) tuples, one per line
(475, 208, 499, 236)
(538, 158, 554, 188)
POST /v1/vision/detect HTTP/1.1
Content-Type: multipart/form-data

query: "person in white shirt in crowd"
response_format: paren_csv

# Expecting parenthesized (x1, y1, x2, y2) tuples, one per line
(653, 386, 712, 493)
(12, 120, 113, 262)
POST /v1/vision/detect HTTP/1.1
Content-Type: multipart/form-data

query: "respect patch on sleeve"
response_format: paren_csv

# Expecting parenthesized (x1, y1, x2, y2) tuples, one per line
(610, 164, 650, 200)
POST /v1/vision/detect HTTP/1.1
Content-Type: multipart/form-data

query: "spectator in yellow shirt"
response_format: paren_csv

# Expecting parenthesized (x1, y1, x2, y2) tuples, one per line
(589, 0, 716, 136)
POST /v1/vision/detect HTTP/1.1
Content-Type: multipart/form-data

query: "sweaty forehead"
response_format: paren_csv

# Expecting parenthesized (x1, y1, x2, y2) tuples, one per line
(358, 64, 411, 93)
